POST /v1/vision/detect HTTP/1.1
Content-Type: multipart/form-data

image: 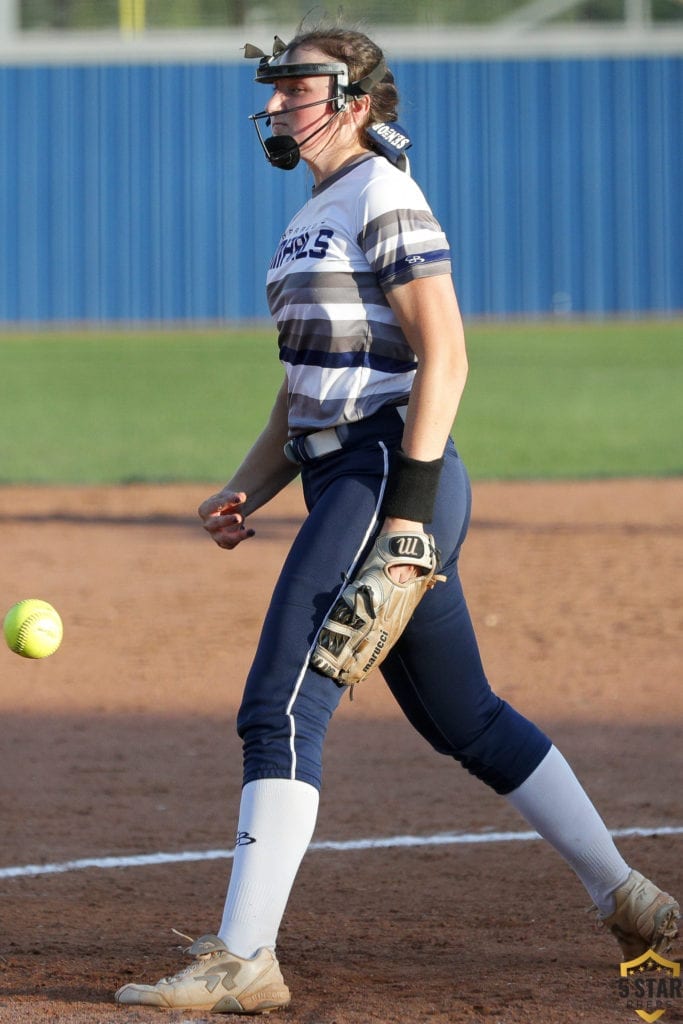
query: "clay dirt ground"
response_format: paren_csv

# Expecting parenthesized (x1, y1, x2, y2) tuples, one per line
(0, 478, 681, 1024)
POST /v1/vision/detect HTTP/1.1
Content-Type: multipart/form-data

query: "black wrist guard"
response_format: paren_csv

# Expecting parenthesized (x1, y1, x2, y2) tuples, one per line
(381, 449, 444, 524)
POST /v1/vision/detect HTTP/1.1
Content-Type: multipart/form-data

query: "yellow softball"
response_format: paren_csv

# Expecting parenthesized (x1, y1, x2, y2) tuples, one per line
(3, 599, 63, 659)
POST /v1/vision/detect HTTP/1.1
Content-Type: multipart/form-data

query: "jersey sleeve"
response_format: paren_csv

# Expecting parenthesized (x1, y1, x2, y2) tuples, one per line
(355, 169, 452, 291)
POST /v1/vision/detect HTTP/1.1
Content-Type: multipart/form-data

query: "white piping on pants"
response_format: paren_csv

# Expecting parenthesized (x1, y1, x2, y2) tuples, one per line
(285, 441, 391, 779)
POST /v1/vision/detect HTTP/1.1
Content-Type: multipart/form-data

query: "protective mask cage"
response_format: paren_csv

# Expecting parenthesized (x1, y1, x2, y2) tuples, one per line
(247, 37, 352, 112)
(244, 36, 389, 170)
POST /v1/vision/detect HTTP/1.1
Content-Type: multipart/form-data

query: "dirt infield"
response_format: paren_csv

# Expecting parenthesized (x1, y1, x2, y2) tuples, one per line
(1, 478, 681, 1024)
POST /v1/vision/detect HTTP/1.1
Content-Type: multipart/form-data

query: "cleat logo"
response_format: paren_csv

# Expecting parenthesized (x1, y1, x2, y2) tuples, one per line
(617, 949, 682, 1023)
(199, 970, 224, 994)
(235, 830, 256, 846)
(197, 958, 240, 991)
(198, 963, 239, 994)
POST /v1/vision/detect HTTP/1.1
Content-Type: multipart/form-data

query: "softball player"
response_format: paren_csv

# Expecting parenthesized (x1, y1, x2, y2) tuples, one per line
(116, 24, 679, 1014)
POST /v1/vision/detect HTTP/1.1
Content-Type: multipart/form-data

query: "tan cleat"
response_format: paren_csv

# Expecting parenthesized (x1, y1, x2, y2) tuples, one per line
(115, 934, 290, 1013)
(601, 870, 680, 961)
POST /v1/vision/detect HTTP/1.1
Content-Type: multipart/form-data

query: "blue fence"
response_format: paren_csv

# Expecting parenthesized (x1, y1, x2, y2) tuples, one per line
(0, 55, 681, 323)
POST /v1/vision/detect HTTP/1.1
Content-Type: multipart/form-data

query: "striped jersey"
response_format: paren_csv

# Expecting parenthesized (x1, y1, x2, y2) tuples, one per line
(266, 153, 452, 435)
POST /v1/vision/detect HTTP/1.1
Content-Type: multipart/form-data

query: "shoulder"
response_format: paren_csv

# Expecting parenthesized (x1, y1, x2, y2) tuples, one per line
(353, 159, 446, 254)
(354, 156, 432, 216)
(348, 159, 451, 288)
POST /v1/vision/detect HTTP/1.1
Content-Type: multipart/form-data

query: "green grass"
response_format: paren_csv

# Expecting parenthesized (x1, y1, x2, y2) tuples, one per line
(456, 319, 683, 479)
(0, 320, 681, 484)
(0, 329, 283, 484)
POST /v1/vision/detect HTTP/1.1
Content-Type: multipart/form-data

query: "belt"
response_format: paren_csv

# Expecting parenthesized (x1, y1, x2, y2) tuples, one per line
(284, 405, 407, 465)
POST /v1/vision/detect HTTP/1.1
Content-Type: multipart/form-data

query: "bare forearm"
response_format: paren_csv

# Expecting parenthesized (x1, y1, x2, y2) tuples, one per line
(388, 273, 469, 461)
(226, 380, 299, 517)
(227, 454, 299, 518)
(198, 379, 298, 549)
(400, 353, 467, 461)
(383, 274, 469, 533)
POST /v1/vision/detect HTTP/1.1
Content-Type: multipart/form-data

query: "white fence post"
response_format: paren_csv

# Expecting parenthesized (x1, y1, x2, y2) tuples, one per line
(625, 0, 651, 26)
(0, 0, 18, 36)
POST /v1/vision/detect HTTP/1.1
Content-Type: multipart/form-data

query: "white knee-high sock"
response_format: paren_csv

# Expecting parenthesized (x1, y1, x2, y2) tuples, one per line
(218, 778, 319, 958)
(506, 745, 630, 916)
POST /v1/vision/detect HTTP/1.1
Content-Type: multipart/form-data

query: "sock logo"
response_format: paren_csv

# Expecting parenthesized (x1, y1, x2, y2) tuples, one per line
(235, 831, 256, 847)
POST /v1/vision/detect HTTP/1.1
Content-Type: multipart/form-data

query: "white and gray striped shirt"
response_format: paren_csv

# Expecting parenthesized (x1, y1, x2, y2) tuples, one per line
(266, 154, 452, 435)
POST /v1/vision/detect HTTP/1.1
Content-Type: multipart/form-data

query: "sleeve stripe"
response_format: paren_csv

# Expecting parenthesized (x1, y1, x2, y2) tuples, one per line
(377, 249, 452, 286)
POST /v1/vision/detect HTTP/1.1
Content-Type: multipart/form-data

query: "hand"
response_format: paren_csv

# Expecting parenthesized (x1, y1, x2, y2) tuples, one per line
(198, 489, 255, 550)
(379, 516, 426, 583)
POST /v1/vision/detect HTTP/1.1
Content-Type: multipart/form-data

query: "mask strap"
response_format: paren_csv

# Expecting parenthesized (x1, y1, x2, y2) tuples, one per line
(346, 59, 387, 98)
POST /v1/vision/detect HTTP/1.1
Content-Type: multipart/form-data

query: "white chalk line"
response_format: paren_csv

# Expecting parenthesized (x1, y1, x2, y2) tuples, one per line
(1, 825, 682, 881)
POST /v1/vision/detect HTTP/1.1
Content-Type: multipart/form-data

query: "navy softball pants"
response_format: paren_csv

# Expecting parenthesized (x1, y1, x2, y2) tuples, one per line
(237, 408, 551, 795)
